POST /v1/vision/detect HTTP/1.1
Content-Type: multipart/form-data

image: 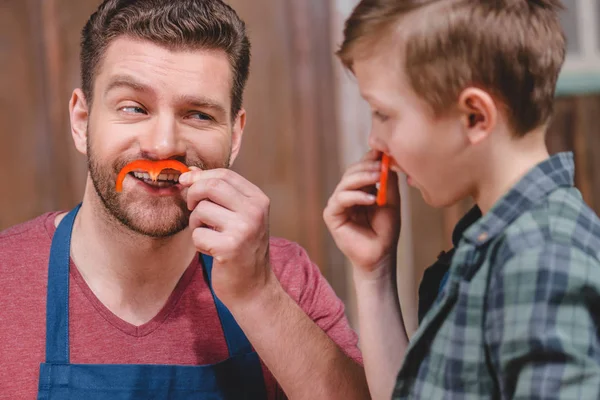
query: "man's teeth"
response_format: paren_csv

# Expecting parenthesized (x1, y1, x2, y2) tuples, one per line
(132, 171, 180, 183)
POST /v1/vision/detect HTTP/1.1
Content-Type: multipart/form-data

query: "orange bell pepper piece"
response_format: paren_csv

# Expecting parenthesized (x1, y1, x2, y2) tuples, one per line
(115, 160, 190, 192)
(376, 154, 390, 206)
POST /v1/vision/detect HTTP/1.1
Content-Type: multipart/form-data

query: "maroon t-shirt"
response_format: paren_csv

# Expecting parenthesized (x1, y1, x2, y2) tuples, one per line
(0, 212, 362, 399)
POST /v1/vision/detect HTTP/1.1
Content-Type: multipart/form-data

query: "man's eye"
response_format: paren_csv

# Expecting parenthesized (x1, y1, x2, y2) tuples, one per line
(121, 106, 146, 114)
(188, 112, 213, 121)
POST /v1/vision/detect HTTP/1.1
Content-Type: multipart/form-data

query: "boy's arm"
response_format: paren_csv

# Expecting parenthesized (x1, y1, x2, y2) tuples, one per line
(352, 262, 409, 400)
(485, 243, 600, 399)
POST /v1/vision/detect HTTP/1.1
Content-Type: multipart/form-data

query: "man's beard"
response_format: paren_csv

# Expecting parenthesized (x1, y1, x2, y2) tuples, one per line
(86, 129, 230, 238)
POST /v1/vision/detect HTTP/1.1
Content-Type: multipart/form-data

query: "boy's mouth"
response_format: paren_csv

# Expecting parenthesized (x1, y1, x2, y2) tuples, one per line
(388, 159, 414, 186)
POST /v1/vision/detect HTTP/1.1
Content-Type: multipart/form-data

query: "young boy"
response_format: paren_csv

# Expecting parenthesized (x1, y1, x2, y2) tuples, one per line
(324, 0, 600, 398)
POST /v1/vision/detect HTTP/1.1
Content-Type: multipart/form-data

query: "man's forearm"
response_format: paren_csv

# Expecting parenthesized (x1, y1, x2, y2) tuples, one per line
(228, 274, 370, 399)
(353, 267, 408, 400)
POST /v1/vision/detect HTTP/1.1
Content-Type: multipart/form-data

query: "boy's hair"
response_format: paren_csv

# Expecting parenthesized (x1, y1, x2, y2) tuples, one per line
(338, 0, 566, 136)
(81, 0, 251, 117)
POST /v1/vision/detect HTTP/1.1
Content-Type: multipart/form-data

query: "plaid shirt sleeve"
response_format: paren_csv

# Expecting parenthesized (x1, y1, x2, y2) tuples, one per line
(485, 242, 600, 399)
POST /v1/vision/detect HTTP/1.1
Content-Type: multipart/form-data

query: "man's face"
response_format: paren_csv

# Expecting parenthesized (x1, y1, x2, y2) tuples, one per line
(353, 48, 476, 208)
(75, 37, 243, 237)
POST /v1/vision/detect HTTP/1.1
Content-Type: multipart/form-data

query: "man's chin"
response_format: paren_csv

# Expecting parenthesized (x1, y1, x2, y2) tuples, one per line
(115, 203, 190, 238)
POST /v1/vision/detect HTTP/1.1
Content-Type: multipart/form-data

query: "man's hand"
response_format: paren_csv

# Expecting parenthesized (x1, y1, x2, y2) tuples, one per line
(180, 168, 371, 399)
(179, 168, 274, 307)
(323, 149, 401, 280)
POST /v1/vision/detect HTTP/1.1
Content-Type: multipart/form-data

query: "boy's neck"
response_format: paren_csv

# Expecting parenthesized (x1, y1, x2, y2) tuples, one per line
(473, 126, 549, 214)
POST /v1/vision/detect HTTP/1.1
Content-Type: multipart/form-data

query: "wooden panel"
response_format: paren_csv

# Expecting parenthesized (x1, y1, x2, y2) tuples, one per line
(226, 0, 302, 249)
(0, 0, 52, 228)
(228, 0, 344, 283)
(548, 94, 600, 213)
(581, 96, 600, 212)
(284, 0, 348, 293)
(51, 0, 103, 204)
(0, 0, 98, 231)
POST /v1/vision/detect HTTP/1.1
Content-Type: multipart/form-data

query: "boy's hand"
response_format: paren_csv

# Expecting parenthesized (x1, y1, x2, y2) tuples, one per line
(324, 150, 401, 280)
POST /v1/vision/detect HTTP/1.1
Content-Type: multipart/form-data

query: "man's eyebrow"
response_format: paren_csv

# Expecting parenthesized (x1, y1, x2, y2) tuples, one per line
(176, 94, 228, 117)
(103, 75, 230, 117)
(104, 75, 154, 97)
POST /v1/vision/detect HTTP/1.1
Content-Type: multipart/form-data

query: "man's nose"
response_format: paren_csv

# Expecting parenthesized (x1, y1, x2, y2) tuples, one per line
(138, 114, 185, 160)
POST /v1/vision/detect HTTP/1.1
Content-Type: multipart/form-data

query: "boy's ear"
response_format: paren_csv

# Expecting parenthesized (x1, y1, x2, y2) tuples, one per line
(457, 87, 497, 145)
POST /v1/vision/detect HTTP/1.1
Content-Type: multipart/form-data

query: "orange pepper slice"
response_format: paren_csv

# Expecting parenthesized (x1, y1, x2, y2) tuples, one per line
(115, 160, 190, 192)
(376, 154, 390, 206)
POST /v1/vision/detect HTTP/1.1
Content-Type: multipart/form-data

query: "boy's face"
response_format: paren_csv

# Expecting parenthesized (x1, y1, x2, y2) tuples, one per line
(69, 37, 245, 237)
(353, 49, 476, 208)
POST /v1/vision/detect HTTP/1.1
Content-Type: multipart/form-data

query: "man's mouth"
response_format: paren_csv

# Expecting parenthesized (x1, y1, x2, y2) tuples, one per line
(129, 169, 182, 189)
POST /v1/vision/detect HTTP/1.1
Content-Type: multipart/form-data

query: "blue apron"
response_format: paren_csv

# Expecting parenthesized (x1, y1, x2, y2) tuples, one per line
(37, 204, 268, 399)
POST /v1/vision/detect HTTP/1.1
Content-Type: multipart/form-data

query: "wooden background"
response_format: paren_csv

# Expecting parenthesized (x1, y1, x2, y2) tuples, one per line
(2, 0, 599, 328)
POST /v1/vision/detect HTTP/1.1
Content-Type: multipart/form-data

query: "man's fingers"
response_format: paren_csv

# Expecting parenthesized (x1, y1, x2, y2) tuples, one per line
(180, 168, 258, 198)
(192, 227, 222, 258)
(185, 177, 247, 212)
(189, 200, 235, 232)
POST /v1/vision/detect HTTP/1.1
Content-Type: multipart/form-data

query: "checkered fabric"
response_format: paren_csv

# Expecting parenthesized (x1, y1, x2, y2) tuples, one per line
(394, 152, 600, 399)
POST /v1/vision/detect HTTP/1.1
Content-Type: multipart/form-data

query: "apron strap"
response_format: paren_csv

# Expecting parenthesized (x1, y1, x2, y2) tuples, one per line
(44, 204, 253, 363)
(45, 203, 81, 363)
(201, 254, 253, 358)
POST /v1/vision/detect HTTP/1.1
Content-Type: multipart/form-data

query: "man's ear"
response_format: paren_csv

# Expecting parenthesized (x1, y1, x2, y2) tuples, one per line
(69, 88, 89, 155)
(457, 87, 497, 145)
(228, 108, 246, 166)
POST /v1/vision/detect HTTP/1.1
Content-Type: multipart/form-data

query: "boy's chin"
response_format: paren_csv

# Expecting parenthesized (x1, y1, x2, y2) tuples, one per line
(420, 189, 464, 209)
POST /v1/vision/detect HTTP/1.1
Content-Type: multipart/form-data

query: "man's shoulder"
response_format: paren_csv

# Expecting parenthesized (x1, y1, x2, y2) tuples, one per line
(0, 211, 57, 239)
(0, 211, 58, 263)
(269, 236, 307, 258)
(267, 237, 324, 297)
(268, 237, 314, 272)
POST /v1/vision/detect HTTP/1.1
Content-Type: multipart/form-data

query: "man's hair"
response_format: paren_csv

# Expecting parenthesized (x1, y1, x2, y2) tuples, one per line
(338, 0, 566, 136)
(81, 0, 251, 117)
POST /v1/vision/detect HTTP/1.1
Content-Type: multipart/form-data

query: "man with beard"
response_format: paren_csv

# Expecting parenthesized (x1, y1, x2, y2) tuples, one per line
(0, 1, 369, 399)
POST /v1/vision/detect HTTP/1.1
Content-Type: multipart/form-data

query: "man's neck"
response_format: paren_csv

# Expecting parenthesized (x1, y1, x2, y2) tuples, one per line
(473, 127, 550, 214)
(63, 191, 197, 326)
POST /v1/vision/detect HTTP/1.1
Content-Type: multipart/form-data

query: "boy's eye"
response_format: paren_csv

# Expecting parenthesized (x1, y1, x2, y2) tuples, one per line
(373, 111, 389, 122)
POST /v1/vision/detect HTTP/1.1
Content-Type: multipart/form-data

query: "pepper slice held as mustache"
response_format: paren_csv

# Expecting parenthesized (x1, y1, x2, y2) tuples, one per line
(115, 160, 190, 192)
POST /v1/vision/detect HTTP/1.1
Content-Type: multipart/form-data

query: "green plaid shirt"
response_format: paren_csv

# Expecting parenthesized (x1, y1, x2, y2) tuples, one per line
(394, 152, 600, 399)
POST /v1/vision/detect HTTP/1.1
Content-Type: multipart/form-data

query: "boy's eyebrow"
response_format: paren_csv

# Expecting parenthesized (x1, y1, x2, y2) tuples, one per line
(360, 92, 376, 104)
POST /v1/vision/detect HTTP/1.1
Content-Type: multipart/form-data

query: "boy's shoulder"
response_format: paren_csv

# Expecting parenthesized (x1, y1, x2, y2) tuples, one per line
(498, 186, 600, 262)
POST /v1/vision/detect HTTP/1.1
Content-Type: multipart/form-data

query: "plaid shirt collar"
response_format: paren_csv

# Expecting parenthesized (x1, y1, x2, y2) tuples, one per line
(460, 152, 575, 248)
